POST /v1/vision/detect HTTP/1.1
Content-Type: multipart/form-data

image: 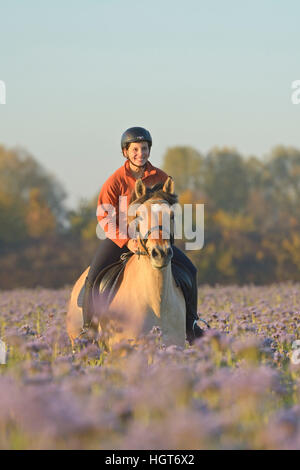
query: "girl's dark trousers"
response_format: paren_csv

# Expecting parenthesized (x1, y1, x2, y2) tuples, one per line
(83, 238, 200, 342)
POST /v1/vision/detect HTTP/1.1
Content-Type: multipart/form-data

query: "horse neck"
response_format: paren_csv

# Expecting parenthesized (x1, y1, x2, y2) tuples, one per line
(130, 255, 174, 317)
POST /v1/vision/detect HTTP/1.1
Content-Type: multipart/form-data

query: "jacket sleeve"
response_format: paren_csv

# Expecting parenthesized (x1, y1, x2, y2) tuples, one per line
(96, 177, 130, 248)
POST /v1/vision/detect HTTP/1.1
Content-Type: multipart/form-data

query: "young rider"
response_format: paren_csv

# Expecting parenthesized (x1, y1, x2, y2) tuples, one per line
(82, 127, 203, 343)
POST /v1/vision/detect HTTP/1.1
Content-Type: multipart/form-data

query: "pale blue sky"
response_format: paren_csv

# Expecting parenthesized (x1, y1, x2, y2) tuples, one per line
(0, 0, 300, 208)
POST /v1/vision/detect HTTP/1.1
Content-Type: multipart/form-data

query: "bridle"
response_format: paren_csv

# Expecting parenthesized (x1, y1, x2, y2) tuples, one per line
(132, 199, 175, 259)
(137, 224, 174, 258)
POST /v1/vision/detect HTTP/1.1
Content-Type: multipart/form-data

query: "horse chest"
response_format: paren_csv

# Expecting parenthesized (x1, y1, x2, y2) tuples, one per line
(109, 283, 186, 346)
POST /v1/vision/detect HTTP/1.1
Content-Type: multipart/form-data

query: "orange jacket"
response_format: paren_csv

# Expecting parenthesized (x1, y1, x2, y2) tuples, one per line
(97, 159, 168, 247)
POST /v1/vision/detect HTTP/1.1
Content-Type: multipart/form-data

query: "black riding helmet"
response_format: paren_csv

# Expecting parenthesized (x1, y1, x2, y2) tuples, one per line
(121, 127, 152, 151)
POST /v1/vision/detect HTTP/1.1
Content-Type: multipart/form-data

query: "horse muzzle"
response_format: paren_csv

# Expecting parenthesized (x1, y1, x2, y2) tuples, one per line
(150, 246, 173, 269)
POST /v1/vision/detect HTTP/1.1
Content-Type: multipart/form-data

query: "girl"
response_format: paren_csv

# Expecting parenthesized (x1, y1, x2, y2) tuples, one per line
(82, 127, 203, 343)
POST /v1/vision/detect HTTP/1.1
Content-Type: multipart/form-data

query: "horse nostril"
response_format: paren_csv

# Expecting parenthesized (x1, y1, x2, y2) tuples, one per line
(151, 247, 172, 260)
(151, 248, 159, 258)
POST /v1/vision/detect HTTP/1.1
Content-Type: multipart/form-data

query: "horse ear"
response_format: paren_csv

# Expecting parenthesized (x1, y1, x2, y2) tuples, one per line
(163, 176, 174, 195)
(135, 179, 147, 198)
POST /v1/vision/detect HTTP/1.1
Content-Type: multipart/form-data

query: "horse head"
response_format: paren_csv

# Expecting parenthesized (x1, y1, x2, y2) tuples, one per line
(129, 176, 178, 269)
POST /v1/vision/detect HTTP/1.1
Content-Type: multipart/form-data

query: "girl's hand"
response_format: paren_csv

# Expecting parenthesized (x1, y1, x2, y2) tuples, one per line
(127, 239, 139, 253)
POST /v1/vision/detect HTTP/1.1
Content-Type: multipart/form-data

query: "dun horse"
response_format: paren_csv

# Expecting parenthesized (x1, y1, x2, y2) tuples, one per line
(66, 177, 186, 349)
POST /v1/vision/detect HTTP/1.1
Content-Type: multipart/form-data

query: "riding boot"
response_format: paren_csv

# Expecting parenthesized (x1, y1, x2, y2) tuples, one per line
(82, 277, 94, 330)
(185, 272, 205, 344)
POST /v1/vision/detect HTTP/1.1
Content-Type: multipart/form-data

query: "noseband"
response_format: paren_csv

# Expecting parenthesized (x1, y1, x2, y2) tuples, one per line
(137, 224, 174, 258)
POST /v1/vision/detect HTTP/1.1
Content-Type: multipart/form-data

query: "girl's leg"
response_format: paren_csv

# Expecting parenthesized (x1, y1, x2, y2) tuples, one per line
(171, 245, 197, 276)
(171, 245, 204, 342)
(87, 238, 129, 284)
(83, 238, 129, 329)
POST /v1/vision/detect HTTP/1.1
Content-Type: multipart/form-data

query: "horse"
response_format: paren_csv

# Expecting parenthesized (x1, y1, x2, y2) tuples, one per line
(66, 176, 186, 350)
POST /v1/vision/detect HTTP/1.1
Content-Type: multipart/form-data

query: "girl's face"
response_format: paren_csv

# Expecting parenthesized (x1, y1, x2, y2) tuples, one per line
(124, 141, 150, 167)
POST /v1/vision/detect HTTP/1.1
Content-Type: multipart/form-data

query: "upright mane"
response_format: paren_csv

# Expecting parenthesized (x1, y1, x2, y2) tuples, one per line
(130, 181, 178, 206)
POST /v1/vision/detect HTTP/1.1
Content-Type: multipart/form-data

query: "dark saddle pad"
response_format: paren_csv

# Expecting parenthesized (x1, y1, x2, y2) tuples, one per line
(77, 252, 192, 309)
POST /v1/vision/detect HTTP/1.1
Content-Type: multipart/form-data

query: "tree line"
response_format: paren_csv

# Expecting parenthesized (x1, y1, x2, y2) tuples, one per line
(1, 143, 300, 288)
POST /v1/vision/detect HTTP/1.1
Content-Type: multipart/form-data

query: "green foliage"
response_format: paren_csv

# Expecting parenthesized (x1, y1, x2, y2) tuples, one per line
(68, 196, 98, 240)
(162, 146, 204, 193)
(162, 144, 300, 285)
(0, 190, 28, 243)
(203, 147, 250, 213)
(0, 145, 67, 244)
(1, 141, 300, 287)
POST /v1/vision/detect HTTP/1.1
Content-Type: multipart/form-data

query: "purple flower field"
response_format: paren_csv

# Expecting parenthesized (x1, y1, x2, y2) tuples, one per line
(0, 283, 300, 450)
